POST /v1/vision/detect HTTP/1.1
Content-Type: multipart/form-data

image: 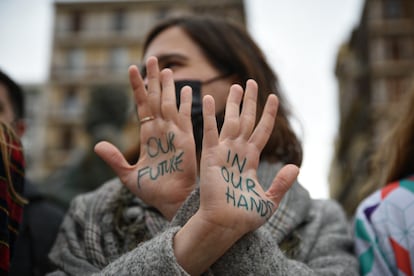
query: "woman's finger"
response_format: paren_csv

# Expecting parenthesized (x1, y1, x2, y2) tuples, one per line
(249, 94, 279, 152)
(266, 164, 299, 206)
(129, 65, 151, 120)
(94, 141, 133, 184)
(160, 68, 178, 121)
(202, 95, 219, 149)
(219, 84, 243, 139)
(178, 85, 193, 131)
(239, 80, 258, 139)
(146, 57, 162, 117)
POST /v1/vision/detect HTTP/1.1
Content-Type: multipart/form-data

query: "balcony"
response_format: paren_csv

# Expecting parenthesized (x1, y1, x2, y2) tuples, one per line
(368, 18, 414, 36)
(50, 65, 130, 84)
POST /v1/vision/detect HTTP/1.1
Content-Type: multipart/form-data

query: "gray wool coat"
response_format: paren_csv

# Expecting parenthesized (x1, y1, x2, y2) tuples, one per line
(48, 162, 358, 275)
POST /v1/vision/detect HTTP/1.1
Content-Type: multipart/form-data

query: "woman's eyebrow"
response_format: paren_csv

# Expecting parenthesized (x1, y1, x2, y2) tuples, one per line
(157, 53, 189, 64)
(140, 53, 189, 77)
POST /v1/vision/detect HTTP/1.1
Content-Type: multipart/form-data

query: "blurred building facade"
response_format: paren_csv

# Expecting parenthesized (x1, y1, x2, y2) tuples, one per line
(21, 83, 48, 180)
(29, 0, 245, 180)
(329, 0, 414, 217)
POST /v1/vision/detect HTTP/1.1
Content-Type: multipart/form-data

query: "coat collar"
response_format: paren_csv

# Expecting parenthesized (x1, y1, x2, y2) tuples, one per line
(257, 162, 311, 243)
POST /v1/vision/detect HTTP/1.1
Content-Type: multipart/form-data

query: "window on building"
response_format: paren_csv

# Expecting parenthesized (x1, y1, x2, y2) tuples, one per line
(386, 76, 406, 102)
(71, 10, 83, 32)
(67, 48, 85, 75)
(61, 127, 74, 150)
(372, 79, 387, 105)
(156, 8, 170, 20)
(62, 87, 81, 118)
(113, 9, 126, 32)
(390, 38, 400, 60)
(384, 36, 413, 60)
(370, 38, 386, 61)
(109, 47, 128, 73)
(400, 37, 413, 59)
(368, 0, 382, 20)
(383, 0, 406, 18)
(384, 37, 400, 60)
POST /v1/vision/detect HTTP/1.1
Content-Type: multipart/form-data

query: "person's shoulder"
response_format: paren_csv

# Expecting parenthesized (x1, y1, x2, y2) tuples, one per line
(378, 175, 414, 202)
(357, 175, 414, 209)
(356, 175, 414, 222)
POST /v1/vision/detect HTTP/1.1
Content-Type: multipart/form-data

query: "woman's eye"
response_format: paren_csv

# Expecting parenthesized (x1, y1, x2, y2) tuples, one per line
(163, 62, 180, 70)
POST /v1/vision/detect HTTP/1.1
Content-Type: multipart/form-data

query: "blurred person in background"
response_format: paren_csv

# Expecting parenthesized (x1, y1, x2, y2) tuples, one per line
(0, 121, 26, 275)
(49, 15, 358, 275)
(0, 70, 65, 276)
(354, 80, 414, 275)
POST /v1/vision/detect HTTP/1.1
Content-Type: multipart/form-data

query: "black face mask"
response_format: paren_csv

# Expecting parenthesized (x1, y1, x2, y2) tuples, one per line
(174, 76, 227, 153)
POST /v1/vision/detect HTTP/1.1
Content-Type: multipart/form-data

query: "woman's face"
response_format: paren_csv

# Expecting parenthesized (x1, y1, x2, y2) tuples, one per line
(143, 26, 232, 114)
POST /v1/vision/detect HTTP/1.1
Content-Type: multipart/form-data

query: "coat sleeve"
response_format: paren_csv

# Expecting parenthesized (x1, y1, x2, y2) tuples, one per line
(47, 193, 190, 276)
(209, 200, 359, 275)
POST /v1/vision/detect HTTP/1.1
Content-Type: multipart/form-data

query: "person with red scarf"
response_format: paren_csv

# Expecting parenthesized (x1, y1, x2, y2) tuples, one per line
(0, 122, 26, 275)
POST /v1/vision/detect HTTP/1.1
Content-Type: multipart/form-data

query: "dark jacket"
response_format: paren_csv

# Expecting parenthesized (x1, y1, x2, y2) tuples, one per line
(10, 180, 65, 276)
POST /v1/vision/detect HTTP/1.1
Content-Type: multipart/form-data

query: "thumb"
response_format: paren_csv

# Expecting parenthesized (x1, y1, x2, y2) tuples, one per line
(265, 164, 299, 206)
(94, 141, 132, 182)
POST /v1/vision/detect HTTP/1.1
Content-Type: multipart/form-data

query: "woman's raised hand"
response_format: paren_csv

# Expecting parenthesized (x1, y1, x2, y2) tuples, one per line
(198, 80, 299, 235)
(173, 80, 299, 275)
(95, 57, 197, 220)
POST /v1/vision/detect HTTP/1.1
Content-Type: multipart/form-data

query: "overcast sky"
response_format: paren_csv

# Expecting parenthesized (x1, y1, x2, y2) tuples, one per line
(0, 0, 364, 199)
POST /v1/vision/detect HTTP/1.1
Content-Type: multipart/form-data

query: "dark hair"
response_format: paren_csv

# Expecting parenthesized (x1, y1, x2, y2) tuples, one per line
(0, 70, 25, 120)
(142, 15, 302, 166)
(0, 120, 27, 205)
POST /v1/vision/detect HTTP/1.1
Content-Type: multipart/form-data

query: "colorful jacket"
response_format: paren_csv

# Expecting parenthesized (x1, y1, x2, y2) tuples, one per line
(354, 175, 414, 276)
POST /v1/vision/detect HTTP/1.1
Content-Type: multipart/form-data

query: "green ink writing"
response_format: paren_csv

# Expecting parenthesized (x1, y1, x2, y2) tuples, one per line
(221, 167, 243, 190)
(137, 131, 182, 189)
(147, 132, 176, 157)
(221, 166, 261, 196)
(246, 178, 261, 197)
(225, 186, 274, 218)
(226, 149, 246, 173)
(222, 149, 273, 218)
(137, 152, 184, 188)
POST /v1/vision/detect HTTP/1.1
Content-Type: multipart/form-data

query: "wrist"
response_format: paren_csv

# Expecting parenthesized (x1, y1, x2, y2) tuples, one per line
(173, 210, 244, 275)
(158, 202, 181, 221)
